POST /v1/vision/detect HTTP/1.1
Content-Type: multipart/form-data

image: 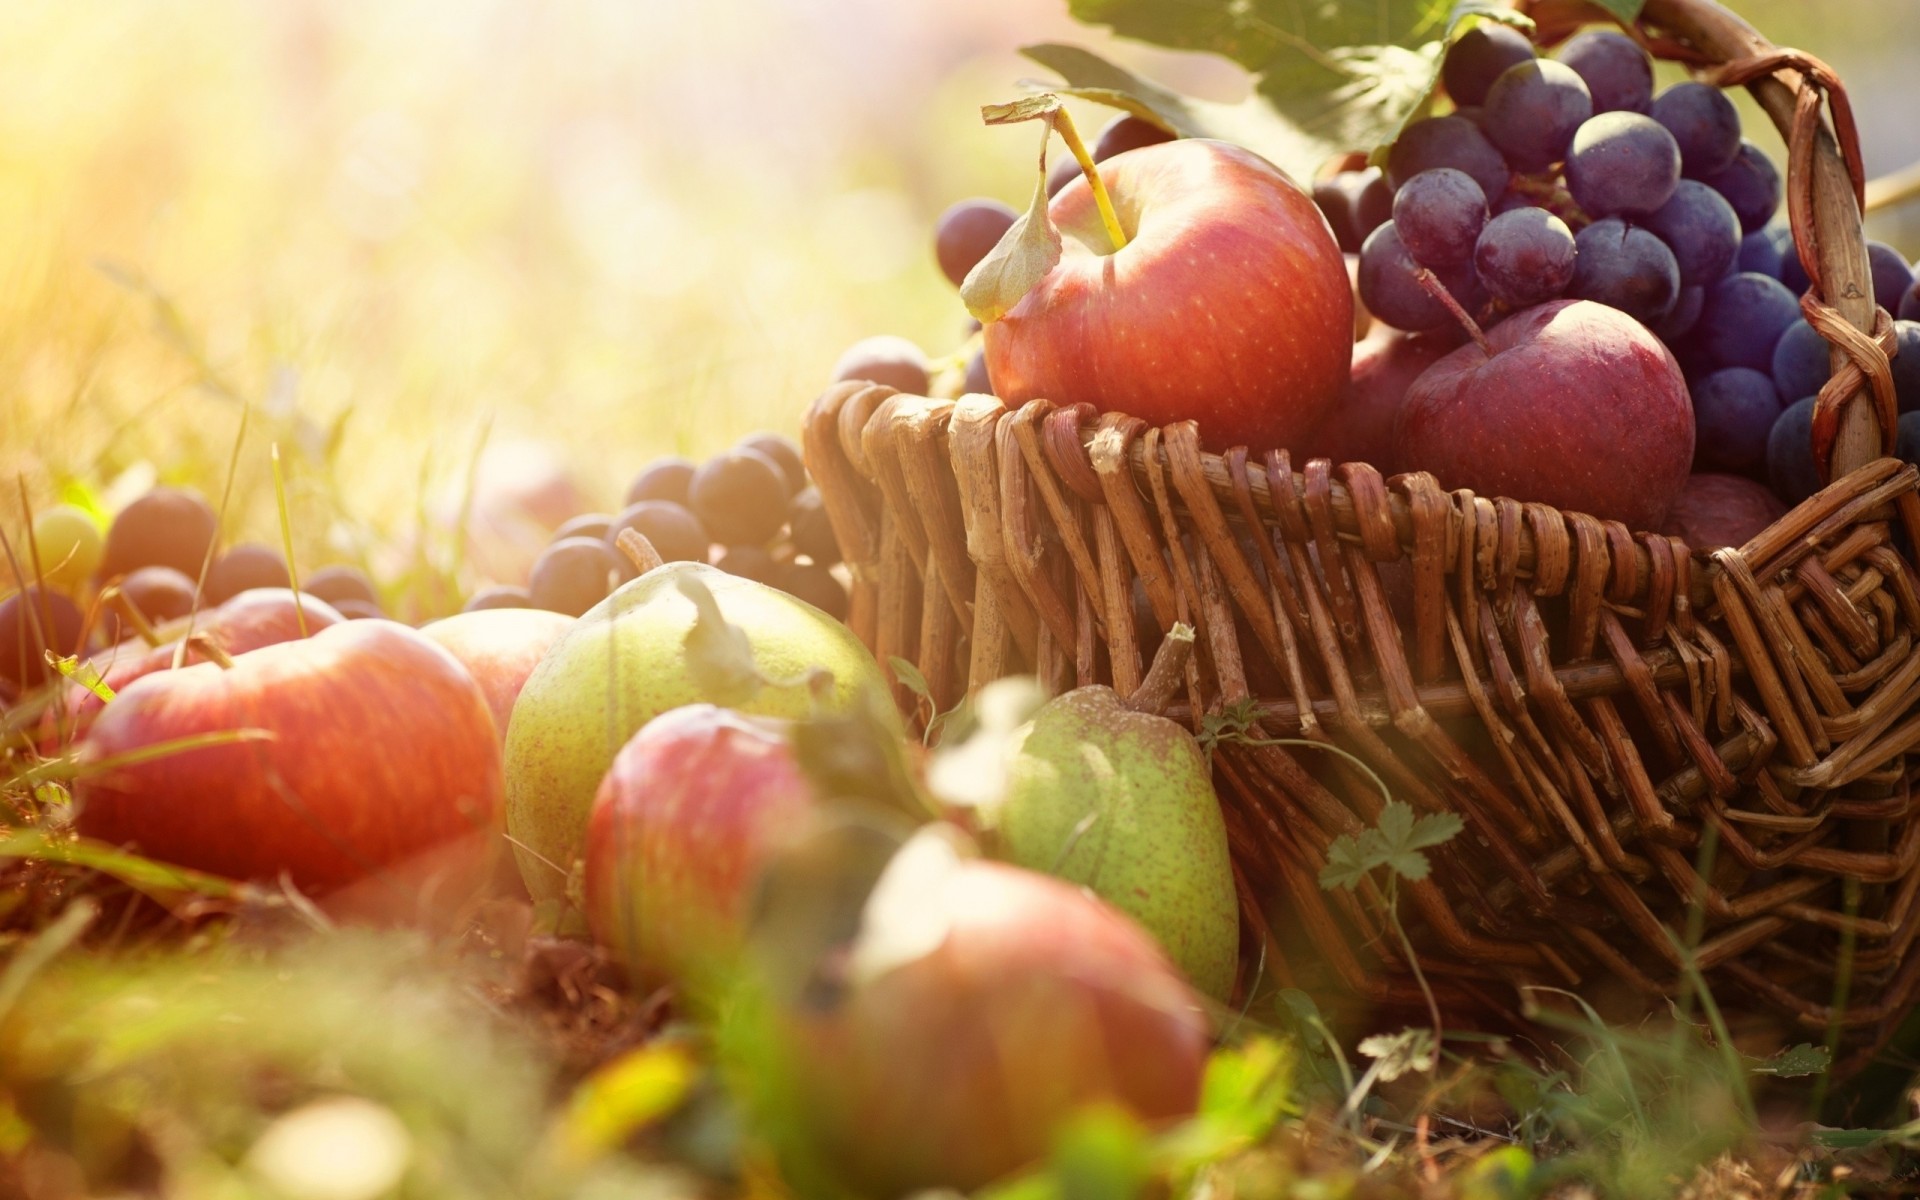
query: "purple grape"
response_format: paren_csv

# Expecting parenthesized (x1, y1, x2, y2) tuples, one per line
(1358, 222, 1479, 333)
(1768, 396, 1820, 504)
(1699, 272, 1800, 371)
(1693, 367, 1783, 474)
(1391, 169, 1487, 267)
(464, 585, 532, 612)
(1311, 168, 1394, 256)
(1895, 321, 1920, 414)
(606, 500, 709, 577)
(1651, 82, 1741, 179)
(1570, 217, 1680, 325)
(1387, 116, 1510, 202)
(625, 458, 695, 508)
(1312, 177, 1361, 252)
(962, 349, 993, 397)
(529, 537, 620, 616)
(1556, 30, 1653, 114)
(1737, 226, 1788, 279)
(553, 513, 614, 544)
(1653, 285, 1705, 342)
(1899, 410, 1920, 467)
(1868, 241, 1915, 316)
(1700, 142, 1781, 233)
(1770, 320, 1831, 404)
(934, 199, 1018, 289)
(1483, 60, 1593, 172)
(1902, 280, 1920, 323)
(1643, 180, 1739, 285)
(1565, 112, 1681, 218)
(1092, 114, 1173, 162)
(1443, 21, 1535, 108)
(1780, 245, 1811, 296)
(205, 543, 291, 605)
(1353, 167, 1393, 240)
(1473, 207, 1575, 307)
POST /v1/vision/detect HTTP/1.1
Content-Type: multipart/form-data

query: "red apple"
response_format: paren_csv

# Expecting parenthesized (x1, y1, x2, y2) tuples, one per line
(983, 138, 1353, 454)
(1660, 473, 1786, 551)
(786, 844, 1209, 1196)
(1301, 328, 1457, 470)
(68, 589, 345, 730)
(417, 607, 574, 741)
(74, 620, 502, 890)
(585, 704, 819, 988)
(1394, 299, 1692, 531)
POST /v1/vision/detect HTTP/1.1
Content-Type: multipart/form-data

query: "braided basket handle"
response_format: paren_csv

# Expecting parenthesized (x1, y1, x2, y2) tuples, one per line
(1586, 0, 1895, 480)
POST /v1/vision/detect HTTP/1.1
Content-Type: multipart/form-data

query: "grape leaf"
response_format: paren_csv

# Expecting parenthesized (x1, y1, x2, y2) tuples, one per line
(1031, 0, 1576, 182)
(960, 111, 1064, 323)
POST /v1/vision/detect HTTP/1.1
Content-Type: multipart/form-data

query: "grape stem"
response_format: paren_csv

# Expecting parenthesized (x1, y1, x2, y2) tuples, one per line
(1413, 268, 1494, 356)
(1054, 109, 1129, 254)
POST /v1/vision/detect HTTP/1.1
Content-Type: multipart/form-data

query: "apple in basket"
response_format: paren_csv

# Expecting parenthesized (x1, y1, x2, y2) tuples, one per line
(963, 100, 1353, 455)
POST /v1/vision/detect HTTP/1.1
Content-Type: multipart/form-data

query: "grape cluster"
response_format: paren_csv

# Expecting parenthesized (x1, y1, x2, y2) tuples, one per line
(1315, 23, 1920, 513)
(0, 485, 391, 697)
(511, 432, 849, 620)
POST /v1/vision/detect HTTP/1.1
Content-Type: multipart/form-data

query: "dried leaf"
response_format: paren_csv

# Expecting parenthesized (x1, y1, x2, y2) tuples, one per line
(960, 118, 1063, 324)
(676, 573, 761, 707)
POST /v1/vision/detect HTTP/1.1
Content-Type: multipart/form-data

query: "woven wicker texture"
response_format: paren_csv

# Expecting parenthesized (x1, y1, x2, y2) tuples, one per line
(803, 0, 1920, 1065)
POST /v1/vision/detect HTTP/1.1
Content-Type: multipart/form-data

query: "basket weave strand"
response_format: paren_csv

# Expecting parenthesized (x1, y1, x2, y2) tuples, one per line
(802, 0, 1920, 1067)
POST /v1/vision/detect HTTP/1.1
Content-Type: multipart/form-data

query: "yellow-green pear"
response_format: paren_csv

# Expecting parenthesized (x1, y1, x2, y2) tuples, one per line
(988, 627, 1238, 1000)
(503, 540, 889, 908)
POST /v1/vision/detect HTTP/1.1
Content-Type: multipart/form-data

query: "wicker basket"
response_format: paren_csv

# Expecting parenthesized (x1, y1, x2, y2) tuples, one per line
(803, 0, 1920, 1066)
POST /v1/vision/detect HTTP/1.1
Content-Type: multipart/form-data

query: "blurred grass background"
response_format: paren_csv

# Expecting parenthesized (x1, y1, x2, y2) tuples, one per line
(0, 0, 1913, 602)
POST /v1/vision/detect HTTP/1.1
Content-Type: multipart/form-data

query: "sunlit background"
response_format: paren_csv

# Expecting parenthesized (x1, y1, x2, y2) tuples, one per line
(0, 0, 1914, 610)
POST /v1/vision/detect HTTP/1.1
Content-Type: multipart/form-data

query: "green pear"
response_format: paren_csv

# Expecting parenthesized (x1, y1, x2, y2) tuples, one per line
(989, 631, 1238, 1001)
(504, 560, 889, 907)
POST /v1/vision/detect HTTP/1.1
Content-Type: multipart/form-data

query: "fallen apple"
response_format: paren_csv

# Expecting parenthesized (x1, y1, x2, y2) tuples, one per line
(584, 704, 820, 990)
(977, 136, 1352, 454)
(75, 620, 502, 890)
(418, 607, 574, 742)
(776, 831, 1209, 1196)
(67, 589, 345, 731)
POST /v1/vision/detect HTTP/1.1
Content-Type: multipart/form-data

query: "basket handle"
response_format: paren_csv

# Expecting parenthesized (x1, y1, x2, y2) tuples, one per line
(1631, 0, 1897, 480)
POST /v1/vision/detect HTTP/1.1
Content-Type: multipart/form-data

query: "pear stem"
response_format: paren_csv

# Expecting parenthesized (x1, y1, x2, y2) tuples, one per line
(615, 529, 664, 576)
(1413, 268, 1493, 356)
(104, 587, 162, 648)
(1126, 622, 1194, 715)
(1055, 109, 1128, 254)
(187, 633, 236, 670)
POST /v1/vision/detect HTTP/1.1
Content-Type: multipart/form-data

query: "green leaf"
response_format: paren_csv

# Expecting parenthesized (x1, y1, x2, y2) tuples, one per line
(676, 573, 762, 707)
(1319, 801, 1462, 890)
(1020, 44, 1329, 183)
(960, 117, 1063, 324)
(888, 655, 931, 707)
(553, 1042, 696, 1162)
(1048, 1104, 1149, 1200)
(1357, 1025, 1437, 1081)
(1587, 0, 1647, 23)
(1750, 1043, 1831, 1078)
(1196, 1036, 1295, 1142)
(48, 653, 114, 703)
(0, 830, 268, 906)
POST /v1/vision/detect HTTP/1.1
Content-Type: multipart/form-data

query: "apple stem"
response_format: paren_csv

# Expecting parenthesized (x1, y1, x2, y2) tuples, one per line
(1413, 268, 1494, 356)
(187, 633, 236, 670)
(1055, 109, 1128, 254)
(615, 529, 665, 576)
(1125, 622, 1194, 715)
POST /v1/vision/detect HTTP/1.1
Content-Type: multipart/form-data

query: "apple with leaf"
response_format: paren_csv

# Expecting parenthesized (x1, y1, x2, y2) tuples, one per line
(962, 93, 1352, 454)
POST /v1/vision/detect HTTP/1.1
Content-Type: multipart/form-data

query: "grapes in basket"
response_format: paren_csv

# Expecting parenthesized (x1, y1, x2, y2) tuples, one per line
(910, 19, 1919, 544)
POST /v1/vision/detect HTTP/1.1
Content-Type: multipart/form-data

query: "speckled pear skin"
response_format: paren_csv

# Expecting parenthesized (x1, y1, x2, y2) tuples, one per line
(503, 562, 888, 906)
(998, 686, 1239, 1001)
